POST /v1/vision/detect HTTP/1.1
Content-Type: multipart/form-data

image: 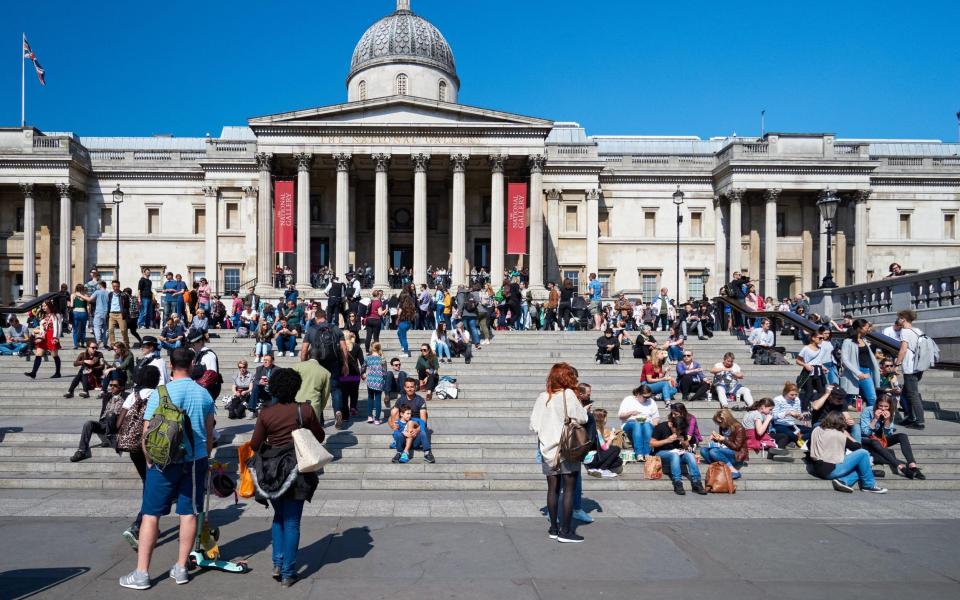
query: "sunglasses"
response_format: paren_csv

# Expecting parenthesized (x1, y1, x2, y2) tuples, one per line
(420, 349, 429, 352)
(683, 354, 692, 357)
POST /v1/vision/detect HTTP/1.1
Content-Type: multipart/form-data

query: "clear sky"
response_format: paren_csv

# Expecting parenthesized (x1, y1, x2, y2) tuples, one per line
(6, 0, 960, 141)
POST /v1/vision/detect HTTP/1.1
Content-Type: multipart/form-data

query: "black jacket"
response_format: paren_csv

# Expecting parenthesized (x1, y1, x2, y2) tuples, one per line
(248, 443, 318, 506)
(106, 291, 131, 320)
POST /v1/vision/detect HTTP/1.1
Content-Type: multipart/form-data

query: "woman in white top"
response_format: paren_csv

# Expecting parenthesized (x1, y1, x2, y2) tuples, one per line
(530, 363, 588, 543)
(795, 330, 827, 410)
(618, 384, 660, 460)
(817, 327, 839, 385)
(430, 323, 453, 363)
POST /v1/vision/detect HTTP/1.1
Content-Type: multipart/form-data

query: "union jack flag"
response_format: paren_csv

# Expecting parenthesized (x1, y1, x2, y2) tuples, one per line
(23, 35, 45, 85)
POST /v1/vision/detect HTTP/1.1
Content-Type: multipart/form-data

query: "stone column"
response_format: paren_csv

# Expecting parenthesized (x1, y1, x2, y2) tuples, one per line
(528, 154, 546, 293)
(546, 188, 561, 283)
(372, 153, 391, 289)
(818, 211, 827, 284)
(412, 153, 430, 287)
(254, 152, 274, 295)
(20, 183, 36, 300)
(203, 185, 219, 293)
(294, 153, 313, 292)
(243, 186, 258, 282)
(332, 153, 352, 277)
(450, 153, 469, 287)
(713, 196, 726, 296)
(854, 189, 871, 283)
(57, 183, 72, 287)
(727, 188, 744, 280)
(585, 188, 600, 277)
(764, 188, 780, 299)
(348, 183, 357, 268)
(489, 155, 506, 284)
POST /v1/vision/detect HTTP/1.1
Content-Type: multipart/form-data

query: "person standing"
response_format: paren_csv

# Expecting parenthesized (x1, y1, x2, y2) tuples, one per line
(70, 284, 92, 350)
(137, 269, 154, 329)
(840, 319, 881, 433)
(90, 280, 111, 348)
(25, 302, 62, 379)
(891, 310, 927, 429)
(396, 292, 416, 357)
(587, 273, 604, 331)
(652, 287, 673, 332)
(119, 348, 216, 590)
(300, 309, 349, 428)
(160, 272, 178, 324)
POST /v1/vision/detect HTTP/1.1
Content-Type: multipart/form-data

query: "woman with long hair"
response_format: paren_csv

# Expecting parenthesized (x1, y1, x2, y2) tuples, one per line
(641, 350, 677, 406)
(558, 279, 575, 327)
(431, 322, 452, 363)
(396, 291, 416, 357)
(862, 394, 924, 480)
(841, 318, 881, 433)
(702, 408, 747, 479)
(250, 368, 325, 587)
(25, 301, 62, 379)
(341, 331, 365, 418)
(70, 283, 92, 350)
(530, 363, 588, 542)
(795, 330, 827, 410)
(122, 287, 144, 346)
(415, 343, 440, 401)
(810, 411, 886, 494)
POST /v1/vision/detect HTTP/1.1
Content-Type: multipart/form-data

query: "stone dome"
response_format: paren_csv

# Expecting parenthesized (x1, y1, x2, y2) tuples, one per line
(348, 1, 459, 86)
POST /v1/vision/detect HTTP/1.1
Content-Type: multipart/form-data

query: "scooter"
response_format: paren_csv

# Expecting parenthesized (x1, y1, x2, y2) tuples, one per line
(187, 468, 249, 574)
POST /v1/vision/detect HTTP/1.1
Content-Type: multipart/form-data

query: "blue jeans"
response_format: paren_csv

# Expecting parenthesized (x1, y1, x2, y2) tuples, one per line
(93, 314, 107, 347)
(622, 420, 653, 457)
(255, 342, 272, 357)
(392, 417, 431, 452)
(854, 367, 878, 432)
(463, 317, 481, 345)
(824, 363, 839, 386)
(160, 340, 181, 354)
(269, 497, 304, 580)
(700, 446, 737, 467)
(367, 390, 382, 420)
(646, 380, 677, 402)
(330, 374, 344, 416)
(248, 384, 269, 412)
(163, 298, 177, 322)
(433, 340, 451, 359)
(434, 307, 444, 329)
(277, 335, 296, 354)
(667, 346, 684, 362)
(138, 298, 152, 328)
(72, 311, 88, 348)
(0, 342, 26, 356)
(657, 450, 701, 483)
(827, 448, 876, 489)
(397, 320, 412, 354)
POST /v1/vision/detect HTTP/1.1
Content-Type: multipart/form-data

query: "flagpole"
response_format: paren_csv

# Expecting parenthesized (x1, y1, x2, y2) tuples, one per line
(21, 33, 25, 128)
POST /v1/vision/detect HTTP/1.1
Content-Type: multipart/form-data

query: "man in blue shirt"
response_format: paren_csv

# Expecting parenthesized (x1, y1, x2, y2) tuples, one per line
(587, 272, 604, 331)
(120, 347, 215, 590)
(174, 274, 188, 318)
(91, 281, 111, 347)
(161, 272, 179, 323)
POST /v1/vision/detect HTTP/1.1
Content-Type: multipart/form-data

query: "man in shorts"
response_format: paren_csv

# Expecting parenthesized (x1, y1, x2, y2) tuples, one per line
(119, 347, 215, 590)
(587, 272, 603, 331)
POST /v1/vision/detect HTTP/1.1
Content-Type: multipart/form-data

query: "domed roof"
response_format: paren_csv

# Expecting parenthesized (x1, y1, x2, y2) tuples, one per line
(349, 1, 458, 84)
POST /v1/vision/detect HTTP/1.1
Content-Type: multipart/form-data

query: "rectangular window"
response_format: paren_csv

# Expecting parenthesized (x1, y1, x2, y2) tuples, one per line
(690, 212, 702, 238)
(147, 208, 159, 234)
(222, 266, 241, 295)
(945, 213, 956, 240)
(100, 207, 113, 234)
(687, 273, 704, 301)
(644, 211, 656, 237)
(640, 272, 660, 302)
(225, 202, 240, 230)
(189, 269, 205, 284)
(194, 208, 206, 235)
(899, 213, 911, 239)
(598, 209, 610, 237)
(98, 269, 115, 284)
(565, 205, 578, 232)
(563, 269, 582, 292)
(598, 271, 614, 297)
(142, 267, 164, 293)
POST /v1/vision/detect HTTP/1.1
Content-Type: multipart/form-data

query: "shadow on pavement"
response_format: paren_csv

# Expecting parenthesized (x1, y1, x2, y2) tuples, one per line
(0, 567, 89, 600)
(298, 526, 374, 579)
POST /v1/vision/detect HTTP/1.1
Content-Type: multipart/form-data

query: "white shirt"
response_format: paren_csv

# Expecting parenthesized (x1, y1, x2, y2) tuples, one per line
(748, 328, 774, 347)
(894, 326, 923, 375)
(816, 340, 836, 365)
(122, 387, 155, 410)
(196, 347, 219, 373)
(618, 395, 660, 423)
(146, 355, 170, 384)
(798, 344, 823, 366)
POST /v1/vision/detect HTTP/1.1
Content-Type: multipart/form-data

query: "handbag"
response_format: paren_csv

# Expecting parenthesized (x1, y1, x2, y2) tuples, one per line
(643, 454, 663, 480)
(292, 403, 333, 473)
(116, 392, 147, 452)
(705, 461, 737, 494)
(237, 441, 256, 498)
(557, 390, 591, 466)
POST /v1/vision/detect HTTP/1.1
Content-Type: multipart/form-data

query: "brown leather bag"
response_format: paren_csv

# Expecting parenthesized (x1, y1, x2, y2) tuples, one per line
(705, 461, 737, 494)
(558, 390, 591, 466)
(643, 455, 663, 480)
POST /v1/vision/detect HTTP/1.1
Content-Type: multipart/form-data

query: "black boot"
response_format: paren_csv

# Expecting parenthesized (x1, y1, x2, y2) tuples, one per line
(24, 356, 41, 379)
(51, 357, 62, 378)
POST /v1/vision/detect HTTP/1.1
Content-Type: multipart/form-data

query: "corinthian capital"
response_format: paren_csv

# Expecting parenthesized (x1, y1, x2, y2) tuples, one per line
(255, 152, 273, 172)
(586, 188, 600, 202)
(242, 185, 257, 198)
(412, 153, 431, 173)
(488, 154, 506, 173)
(727, 188, 746, 203)
(294, 152, 313, 172)
(764, 188, 781, 203)
(372, 153, 391, 173)
(19, 182, 34, 198)
(854, 189, 872, 203)
(529, 154, 546, 173)
(546, 188, 561, 202)
(333, 153, 352, 172)
(56, 183, 72, 199)
(202, 185, 219, 198)
(450, 153, 469, 173)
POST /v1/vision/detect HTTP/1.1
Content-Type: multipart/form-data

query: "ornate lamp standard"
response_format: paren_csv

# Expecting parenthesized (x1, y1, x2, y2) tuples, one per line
(672, 186, 685, 300)
(817, 189, 839, 288)
(112, 185, 124, 283)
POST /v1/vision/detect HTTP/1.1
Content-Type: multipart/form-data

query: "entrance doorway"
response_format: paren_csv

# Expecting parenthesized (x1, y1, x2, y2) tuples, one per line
(311, 238, 329, 270)
(474, 238, 490, 270)
(390, 245, 412, 269)
(776, 275, 796, 301)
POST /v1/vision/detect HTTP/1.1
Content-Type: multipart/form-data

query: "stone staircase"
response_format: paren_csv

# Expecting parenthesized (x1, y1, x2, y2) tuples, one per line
(1, 328, 958, 495)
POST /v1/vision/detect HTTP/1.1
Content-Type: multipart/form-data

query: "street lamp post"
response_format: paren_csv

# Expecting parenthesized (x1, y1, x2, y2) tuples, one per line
(112, 185, 124, 284)
(702, 267, 711, 301)
(673, 186, 685, 301)
(817, 189, 839, 288)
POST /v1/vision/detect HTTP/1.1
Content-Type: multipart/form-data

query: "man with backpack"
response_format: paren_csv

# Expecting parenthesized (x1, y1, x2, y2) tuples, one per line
(892, 310, 935, 430)
(188, 329, 222, 401)
(119, 347, 215, 590)
(300, 309, 349, 428)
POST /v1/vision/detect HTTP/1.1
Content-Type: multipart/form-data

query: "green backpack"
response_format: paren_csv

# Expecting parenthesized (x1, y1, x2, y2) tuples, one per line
(144, 385, 193, 468)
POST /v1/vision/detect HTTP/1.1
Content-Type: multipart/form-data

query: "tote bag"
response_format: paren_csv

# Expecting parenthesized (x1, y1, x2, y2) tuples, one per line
(293, 403, 333, 473)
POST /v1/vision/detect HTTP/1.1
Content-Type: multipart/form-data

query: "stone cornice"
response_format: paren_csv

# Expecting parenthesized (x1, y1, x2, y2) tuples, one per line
(545, 165, 605, 176)
(92, 171, 205, 181)
(0, 159, 72, 170)
(250, 125, 551, 141)
(871, 176, 960, 187)
(717, 164, 876, 176)
(600, 174, 713, 185)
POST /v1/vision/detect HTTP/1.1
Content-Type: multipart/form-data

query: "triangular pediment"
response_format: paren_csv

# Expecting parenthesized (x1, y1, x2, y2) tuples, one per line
(248, 96, 552, 129)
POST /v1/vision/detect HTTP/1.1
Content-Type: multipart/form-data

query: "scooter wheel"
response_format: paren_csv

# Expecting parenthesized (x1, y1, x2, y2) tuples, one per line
(187, 555, 198, 570)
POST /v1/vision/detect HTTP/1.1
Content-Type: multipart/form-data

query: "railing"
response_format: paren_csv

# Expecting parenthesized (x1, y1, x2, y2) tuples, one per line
(0, 291, 70, 315)
(834, 143, 862, 154)
(742, 142, 768, 154)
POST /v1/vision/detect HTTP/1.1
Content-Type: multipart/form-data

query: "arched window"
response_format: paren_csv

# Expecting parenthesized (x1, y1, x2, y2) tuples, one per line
(358, 80, 367, 100)
(396, 73, 408, 96)
(438, 79, 447, 102)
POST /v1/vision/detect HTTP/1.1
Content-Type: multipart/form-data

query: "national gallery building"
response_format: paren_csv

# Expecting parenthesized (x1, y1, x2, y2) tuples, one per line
(1, 0, 958, 303)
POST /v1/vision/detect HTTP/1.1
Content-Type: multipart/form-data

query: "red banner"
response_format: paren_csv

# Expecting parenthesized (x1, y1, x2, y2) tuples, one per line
(506, 182, 527, 255)
(274, 180, 295, 254)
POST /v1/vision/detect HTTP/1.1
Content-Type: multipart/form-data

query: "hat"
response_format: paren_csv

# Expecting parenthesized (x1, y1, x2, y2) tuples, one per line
(141, 335, 159, 347)
(186, 328, 205, 344)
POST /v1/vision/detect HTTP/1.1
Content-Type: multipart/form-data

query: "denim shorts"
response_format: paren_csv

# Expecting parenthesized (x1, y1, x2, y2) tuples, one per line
(142, 458, 208, 517)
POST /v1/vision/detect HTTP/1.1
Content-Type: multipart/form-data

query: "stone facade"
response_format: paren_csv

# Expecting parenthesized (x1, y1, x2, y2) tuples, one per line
(1, 0, 958, 303)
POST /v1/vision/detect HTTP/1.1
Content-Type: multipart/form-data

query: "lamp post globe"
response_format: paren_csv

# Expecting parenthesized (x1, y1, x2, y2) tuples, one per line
(817, 189, 839, 288)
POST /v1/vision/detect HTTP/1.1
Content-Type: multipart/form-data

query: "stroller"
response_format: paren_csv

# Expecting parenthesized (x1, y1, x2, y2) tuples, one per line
(568, 296, 591, 331)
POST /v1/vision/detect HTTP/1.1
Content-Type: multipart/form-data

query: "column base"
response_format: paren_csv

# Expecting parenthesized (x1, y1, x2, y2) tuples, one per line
(254, 283, 276, 298)
(527, 284, 548, 301)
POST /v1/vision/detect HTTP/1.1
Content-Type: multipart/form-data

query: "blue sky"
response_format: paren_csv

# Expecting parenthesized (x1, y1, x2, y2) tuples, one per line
(6, 0, 960, 140)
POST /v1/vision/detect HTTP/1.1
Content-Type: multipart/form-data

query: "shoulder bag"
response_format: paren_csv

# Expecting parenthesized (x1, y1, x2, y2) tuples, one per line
(292, 403, 333, 473)
(705, 461, 737, 493)
(557, 390, 591, 466)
